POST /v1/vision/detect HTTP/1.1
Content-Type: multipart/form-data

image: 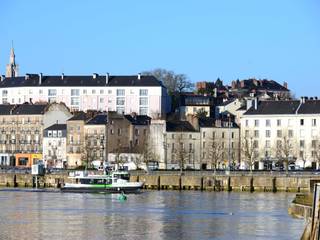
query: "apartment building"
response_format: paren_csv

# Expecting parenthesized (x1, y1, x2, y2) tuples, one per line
(241, 97, 320, 169)
(0, 73, 170, 118)
(0, 102, 72, 167)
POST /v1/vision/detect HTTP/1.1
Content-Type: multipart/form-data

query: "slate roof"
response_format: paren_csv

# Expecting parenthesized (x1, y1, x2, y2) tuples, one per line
(244, 100, 300, 115)
(166, 121, 197, 132)
(86, 114, 108, 125)
(124, 115, 151, 125)
(217, 99, 236, 106)
(298, 100, 320, 114)
(238, 79, 288, 92)
(0, 105, 15, 115)
(68, 111, 87, 121)
(12, 104, 47, 115)
(199, 117, 238, 128)
(0, 74, 163, 88)
(45, 124, 67, 131)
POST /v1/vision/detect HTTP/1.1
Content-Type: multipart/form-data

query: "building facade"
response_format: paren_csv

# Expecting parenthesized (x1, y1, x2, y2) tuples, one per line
(0, 74, 170, 118)
(241, 98, 320, 170)
(43, 124, 67, 168)
(0, 102, 72, 167)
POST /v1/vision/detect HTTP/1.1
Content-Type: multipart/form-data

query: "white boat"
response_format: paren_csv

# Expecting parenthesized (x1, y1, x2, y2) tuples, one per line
(61, 171, 144, 193)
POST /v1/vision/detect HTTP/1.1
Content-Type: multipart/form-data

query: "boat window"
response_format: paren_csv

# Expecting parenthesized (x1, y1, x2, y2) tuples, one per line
(80, 179, 91, 184)
(93, 179, 106, 184)
(114, 174, 130, 181)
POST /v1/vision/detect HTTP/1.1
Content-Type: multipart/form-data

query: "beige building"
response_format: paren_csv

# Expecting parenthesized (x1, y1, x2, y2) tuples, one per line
(0, 103, 72, 167)
(84, 114, 108, 167)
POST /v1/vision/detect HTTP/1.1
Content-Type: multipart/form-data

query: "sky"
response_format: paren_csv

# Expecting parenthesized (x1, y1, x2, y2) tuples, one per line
(0, 0, 320, 96)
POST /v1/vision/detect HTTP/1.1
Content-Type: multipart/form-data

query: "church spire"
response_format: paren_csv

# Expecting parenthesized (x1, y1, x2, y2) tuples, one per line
(6, 41, 19, 77)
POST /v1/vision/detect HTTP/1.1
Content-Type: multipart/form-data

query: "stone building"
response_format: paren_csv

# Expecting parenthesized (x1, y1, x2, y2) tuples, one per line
(84, 114, 108, 168)
(43, 124, 67, 168)
(0, 102, 72, 167)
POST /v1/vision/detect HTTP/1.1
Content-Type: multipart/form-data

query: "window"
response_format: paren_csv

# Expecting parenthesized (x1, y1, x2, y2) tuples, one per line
(189, 143, 192, 152)
(277, 140, 282, 148)
(231, 132, 234, 139)
(52, 131, 57, 137)
(135, 129, 139, 136)
(203, 132, 206, 138)
(266, 130, 271, 138)
(71, 97, 80, 105)
(139, 97, 148, 105)
(118, 129, 122, 136)
(116, 97, 125, 105)
(172, 134, 174, 139)
(254, 120, 259, 127)
(2, 90, 8, 96)
(254, 130, 259, 138)
(189, 134, 192, 139)
(139, 107, 148, 115)
(48, 131, 52, 137)
(203, 142, 206, 148)
(288, 130, 293, 138)
(99, 98, 104, 103)
(222, 132, 225, 138)
(100, 89, 104, 94)
(108, 90, 112, 94)
(253, 140, 259, 148)
(39, 89, 43, 95)
(265, 140, 270, 148)
(245, 130, 249, 137)
(116, 89, 125, 96)
(92, 89, 96, 94)
(71, 89, 80, 96)
(139, 89, 148, 96)
(312, 119, 317, 126)
(277, 130, 282, 138)
(48, 89, 57, 96)
(245, 120, 249, 127)
(58, 131, 62, 137)
(83, 89, 87, 94)
(299, 151, 304, 158)
(212, 132, 215, 138)
(266, 119, 271, 127)
(300, 140, 305, 148)
(277, 119, 281, 126)
(300, 119, 304, 126)
(312, 140, 317, 148)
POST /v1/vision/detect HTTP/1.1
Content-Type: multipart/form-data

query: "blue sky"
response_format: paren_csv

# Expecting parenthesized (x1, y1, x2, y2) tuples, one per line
(0, 0, 319, 96)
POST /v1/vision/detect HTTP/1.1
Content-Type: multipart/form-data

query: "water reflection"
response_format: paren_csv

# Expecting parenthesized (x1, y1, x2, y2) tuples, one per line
(0, 190, 304, 240)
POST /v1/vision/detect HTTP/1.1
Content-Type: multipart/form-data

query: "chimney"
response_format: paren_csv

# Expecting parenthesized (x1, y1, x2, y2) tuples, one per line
(137, 73, 141, 80)
(283, 82, 288, 89)
(93, 73, 98, 79)
(61, 73, 64, 80)
(39, 73, 43, 85)
(254, 97, 258, 110)
(315, 97, 318, 100)
(300, 97, 305, 104)
(106, 72, 109, 85)
(0, 75, 4, 81)
(25, 74, 30, 80)
(213, 88, 217, 98)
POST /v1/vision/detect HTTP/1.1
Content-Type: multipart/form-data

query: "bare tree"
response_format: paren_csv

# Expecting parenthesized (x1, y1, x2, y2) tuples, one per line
(134, 134, 159, 171)
(208, 135, 224, 174)
(142, 68, 194, 94)
(241, 134, 258, 173)
(173, 134, 189, 174)
(274, 134, 295, 174)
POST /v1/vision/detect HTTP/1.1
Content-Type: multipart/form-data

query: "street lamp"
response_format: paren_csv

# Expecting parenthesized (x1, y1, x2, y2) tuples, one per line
(226, 113, 231, 175)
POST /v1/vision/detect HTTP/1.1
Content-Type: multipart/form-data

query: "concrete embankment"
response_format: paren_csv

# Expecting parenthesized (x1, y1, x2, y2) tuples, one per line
(131, 172, 320, 192)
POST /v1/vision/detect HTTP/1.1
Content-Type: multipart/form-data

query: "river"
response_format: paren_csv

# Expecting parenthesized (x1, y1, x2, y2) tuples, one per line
(0, 190, 304, 240)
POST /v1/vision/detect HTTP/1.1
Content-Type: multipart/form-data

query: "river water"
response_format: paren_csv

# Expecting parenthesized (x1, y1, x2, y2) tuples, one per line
(0, 190, 304, 240)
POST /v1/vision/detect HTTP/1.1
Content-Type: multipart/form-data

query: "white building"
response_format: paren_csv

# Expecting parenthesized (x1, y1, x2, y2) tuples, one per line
(0, 73, 170, 118)
(43, 124, 67, 168)
(241, 97, 320, 170)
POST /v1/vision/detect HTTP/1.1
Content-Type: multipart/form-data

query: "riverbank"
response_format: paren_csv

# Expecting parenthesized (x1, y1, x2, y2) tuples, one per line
(1, 171, 320, 193)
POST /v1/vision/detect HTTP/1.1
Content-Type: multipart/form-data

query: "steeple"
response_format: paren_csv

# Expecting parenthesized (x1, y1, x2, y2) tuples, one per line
(6, 41, 19, 77)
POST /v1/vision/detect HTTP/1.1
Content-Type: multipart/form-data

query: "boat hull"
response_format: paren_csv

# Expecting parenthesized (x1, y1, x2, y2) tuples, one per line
(60, 186, 143, 194)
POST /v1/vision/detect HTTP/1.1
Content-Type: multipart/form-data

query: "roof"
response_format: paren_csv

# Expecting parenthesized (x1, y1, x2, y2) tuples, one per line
(237, 79, 288, 92)
(0, 105, 14, 115)
(12, 104, 47, 115)
(0, 74, 163, 88)
(45, 124, 67, 131)
(217, 99, 236, 106)
(199, 117, 238, 128)
(166, 121, 197, 132)
(124, 114, 151, 125)
(68, 111, 87, 121)
(298, 100, 320, 114)
(244, 100, 300, 115)
(86, 114, 108, 125)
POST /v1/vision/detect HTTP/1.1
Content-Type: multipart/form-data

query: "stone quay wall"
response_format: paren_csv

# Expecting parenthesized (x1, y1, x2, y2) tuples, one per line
(0, 172, 319, 192)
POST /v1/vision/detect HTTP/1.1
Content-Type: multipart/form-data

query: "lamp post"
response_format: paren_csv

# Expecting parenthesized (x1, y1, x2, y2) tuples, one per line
(226, 114, 231, 175)
(163, 133, 167, 170)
